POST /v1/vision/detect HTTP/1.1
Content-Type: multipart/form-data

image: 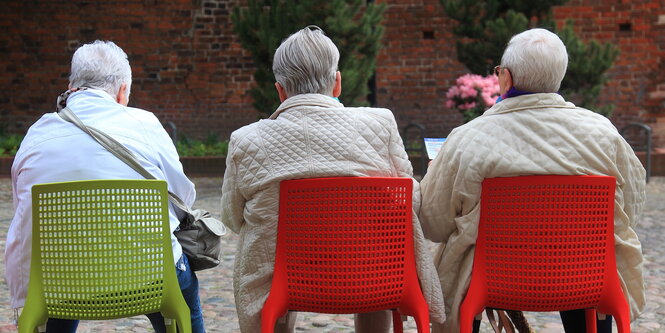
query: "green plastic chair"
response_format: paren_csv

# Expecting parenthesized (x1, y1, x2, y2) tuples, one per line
(18, 179, 191, 333)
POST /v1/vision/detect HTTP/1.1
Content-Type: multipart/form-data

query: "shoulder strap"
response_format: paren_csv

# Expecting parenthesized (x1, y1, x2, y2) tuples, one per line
(486, 309, 516, 333)
(58, 107, 192, 214)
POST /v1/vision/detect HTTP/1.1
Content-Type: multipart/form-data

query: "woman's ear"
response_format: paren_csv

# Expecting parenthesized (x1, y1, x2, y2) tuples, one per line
(275, 82, 288, 102)
(499, 68, 513, 95)
(116, 83, 129, 106)
(332, 71, 341, 98)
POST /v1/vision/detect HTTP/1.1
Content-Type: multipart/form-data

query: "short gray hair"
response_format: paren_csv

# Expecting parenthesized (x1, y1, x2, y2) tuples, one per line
(69, 40, 132, 98)
(273, 26, 340, 97)
(501, 28, 568, 93)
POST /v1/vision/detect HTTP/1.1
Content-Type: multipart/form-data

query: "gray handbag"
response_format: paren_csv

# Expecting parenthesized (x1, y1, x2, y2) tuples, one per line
(58, 107, 226, 271)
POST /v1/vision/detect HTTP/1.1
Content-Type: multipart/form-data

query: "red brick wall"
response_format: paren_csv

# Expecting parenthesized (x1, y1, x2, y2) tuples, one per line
(377, 0, 665, 143)
(1, 0, 664, 147)
(552, 0, 665, 146)
(375, 0, 465, 138)
(0, 0, 256, 139)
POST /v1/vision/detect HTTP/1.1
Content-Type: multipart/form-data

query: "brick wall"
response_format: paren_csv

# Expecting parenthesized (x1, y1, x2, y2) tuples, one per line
(0, 0, 256, 140)
(1, 0, 664, 147)
(374, 0, 465, 138)
(377, 0, 665, 143)
(552, 0, 665, 146)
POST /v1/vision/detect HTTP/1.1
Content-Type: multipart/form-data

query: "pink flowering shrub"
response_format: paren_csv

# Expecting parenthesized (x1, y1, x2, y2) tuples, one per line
(445, 74, 500, 123)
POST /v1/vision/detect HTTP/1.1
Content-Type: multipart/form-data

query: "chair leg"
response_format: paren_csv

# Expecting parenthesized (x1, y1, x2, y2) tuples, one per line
(262, 284, 291, 333)
(410, 306, 431, 333)
(165, 318, 177, 333)
(614, 312, 631, 333)
(17, 312, 47, 333)
(160, 305, 191, 333)
(261, 306, 283, 333)
(22, 323, 44, 333)
(460, 294, 486, 333)
(178, 312, 192, 333)
(600, 301, 631, 333)
(585, 309, 597, 333)
(391, 310, 403, 333)
(597, 285, 631, 333)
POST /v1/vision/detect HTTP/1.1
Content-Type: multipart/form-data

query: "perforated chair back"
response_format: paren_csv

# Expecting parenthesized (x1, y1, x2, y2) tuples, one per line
(459, 175, 630, 333)
(18, 180, 190, 333)
(261, 177, 429, 333)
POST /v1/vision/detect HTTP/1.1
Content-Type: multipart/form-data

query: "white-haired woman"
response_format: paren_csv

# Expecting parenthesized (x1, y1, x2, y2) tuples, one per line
(419, 28, 645, 333)
(7, 40, 205, 332)
(221, 26, 446, 333)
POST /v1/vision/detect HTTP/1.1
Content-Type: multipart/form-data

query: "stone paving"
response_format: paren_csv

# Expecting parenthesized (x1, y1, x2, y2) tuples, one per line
(0, 176, 663, 332)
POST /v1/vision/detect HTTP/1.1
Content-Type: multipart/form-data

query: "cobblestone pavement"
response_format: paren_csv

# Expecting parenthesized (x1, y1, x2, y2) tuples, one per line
(0, 177, 663, 332)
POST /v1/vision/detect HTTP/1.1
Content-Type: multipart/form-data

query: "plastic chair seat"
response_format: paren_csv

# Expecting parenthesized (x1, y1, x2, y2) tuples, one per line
(459, 175, 631, 333)
(18, 179, 191, 333)
(261, 177, 430, 333)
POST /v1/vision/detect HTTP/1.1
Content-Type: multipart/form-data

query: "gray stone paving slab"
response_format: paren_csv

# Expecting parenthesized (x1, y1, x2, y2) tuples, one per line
(0, 177, 663, 332)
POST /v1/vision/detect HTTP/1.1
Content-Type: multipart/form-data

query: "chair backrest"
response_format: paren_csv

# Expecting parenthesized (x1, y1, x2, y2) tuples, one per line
(27, 179, 178, 320)
(274, 177, 417, 314)
(476, 175, 617, 312)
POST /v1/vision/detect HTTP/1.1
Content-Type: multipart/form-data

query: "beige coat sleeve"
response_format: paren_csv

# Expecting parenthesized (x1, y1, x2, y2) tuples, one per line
(384, 111, 447, 323)
(617, 141, 646, 227)
(220, 135, 246, 234)
(418, 132, 480, 244)
(614, 137, 647, 320)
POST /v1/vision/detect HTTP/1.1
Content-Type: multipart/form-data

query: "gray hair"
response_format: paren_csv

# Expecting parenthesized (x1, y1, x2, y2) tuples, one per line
(272, 26, 340, 97)
(69, 40, 132, 98)
(501, 28, 568, 93)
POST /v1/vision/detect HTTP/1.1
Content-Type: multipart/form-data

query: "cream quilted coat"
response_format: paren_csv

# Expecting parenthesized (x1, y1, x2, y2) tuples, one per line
(221, 94, 446, 332)
(420, 93, 646, 332)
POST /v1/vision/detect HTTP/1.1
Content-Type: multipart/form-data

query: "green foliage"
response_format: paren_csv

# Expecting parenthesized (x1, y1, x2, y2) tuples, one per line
(176, 133, 229, 157)
(440, 0, 618, 116)
(0, 133, 22, 157)
(403, 140, 424, 158)
(0, 130, 229, 158)
(232, 0, 385, 117)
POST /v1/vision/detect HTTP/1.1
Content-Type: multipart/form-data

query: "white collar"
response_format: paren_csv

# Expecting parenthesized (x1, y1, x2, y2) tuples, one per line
(67, 88, 118, 104)
(269, 94, 343, 119)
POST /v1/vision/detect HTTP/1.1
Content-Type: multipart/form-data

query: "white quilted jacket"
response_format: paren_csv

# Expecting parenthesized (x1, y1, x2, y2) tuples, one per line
(221, 94, 446, 332)
(420, 93, 646, 332)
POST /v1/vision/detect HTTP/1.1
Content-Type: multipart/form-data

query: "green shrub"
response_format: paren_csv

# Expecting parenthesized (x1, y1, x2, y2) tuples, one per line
(232, 0, 386, 117)
(176, 134, 228, 157)
(0, 132, 230, 158)
(0, 134, 23, 157)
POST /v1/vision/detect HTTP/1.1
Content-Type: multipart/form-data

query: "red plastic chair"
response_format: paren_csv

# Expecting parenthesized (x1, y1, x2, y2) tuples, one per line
(261, 177, 430, 333)
(460, 175, 631, 333)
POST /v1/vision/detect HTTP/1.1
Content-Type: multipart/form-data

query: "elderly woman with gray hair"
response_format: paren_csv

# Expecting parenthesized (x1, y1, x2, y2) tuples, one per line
(6, 40, 204, 332)
(221, 26, 446, 332)
(419, 28, 646, 332)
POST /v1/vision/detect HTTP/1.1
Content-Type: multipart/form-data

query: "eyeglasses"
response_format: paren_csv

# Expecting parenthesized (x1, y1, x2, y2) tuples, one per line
(493, 65, 503, 76)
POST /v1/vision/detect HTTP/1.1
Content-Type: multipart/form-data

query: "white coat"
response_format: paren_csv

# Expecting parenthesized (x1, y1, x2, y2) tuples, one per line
(6, 89, 195, 309)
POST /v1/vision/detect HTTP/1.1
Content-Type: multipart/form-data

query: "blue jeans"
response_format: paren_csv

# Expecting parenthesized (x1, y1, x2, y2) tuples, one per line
(46, 255, 205, 333)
